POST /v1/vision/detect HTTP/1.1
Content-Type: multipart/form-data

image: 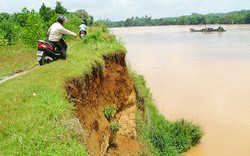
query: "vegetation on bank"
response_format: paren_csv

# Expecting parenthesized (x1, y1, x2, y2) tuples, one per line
(101, 10, 250, 27)
(131, 70, 204, 155)
(0, 2, 204, 155)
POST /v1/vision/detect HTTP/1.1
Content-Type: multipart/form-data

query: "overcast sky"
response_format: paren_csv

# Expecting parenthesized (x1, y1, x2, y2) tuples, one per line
(0, 0, 250, 21)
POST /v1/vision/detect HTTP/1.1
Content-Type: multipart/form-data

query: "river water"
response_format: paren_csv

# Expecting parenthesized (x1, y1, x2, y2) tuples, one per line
(110, 25, 250, 156)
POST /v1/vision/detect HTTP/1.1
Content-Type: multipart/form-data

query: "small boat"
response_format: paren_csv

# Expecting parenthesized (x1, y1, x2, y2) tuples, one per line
(190, 26, 226, 32)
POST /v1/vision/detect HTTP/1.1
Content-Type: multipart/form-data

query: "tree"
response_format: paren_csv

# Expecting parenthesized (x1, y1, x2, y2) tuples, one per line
(124, 18, 133, 27)
(14, 8, 31, 27)
(39, 3, 56, 22)
(244, 12, 250, 23)
(88, 15, 94, 25)
(75, 9, 94, 25)
(75, 9, 88, 20)
(0, 12, 10, 22)
(22, 13, 45, 47)
(55, 1, 67, 14)
(0, 18, 21, 45)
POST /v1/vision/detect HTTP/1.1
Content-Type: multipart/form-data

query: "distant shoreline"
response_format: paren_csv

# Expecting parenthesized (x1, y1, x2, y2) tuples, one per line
(99, 10, 250, 27)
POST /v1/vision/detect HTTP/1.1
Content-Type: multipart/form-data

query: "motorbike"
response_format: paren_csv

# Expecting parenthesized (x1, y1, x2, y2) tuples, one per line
(79, 30, 86, 39)
(36, 38, 67, 65)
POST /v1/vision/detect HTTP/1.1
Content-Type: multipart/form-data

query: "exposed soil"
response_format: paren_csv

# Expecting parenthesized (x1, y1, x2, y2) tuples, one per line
(65, 53, 141, 156)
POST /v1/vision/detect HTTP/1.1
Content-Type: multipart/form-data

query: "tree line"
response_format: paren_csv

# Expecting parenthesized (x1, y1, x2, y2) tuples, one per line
(0, 1, 93, 47)
(100, 10, 250, 27)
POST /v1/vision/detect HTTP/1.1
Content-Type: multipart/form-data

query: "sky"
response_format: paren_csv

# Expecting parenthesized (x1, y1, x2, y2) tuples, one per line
(0, 0, 250, 21)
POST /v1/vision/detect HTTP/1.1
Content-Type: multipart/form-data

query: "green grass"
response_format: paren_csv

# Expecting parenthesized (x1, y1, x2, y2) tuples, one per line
(0, 25, 125, 155)
(104, 106, 117, 121)
(0, 43, 37, 79)
(110, 122, 121, 134)
(131, 70, 204, 156)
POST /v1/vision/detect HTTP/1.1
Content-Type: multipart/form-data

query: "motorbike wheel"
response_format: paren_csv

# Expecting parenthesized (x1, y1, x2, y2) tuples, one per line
(39, 53, 52, 66)
(80, 31, 86, 39)
(38, 52, 46, 65)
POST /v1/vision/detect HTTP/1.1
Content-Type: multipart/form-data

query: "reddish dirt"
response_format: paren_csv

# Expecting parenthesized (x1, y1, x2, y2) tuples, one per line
(65, 53, 141, 156)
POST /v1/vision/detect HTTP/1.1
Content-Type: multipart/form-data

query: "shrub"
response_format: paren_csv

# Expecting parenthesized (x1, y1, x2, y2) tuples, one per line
(21, 13, 45, 47)
(82, 29, 101, 44)
(0, 19, 19, 45)
(146, 100, 204, 155)
(0, 34, 8, 46)
(39, 3, 56, 22)
(131, 70, 204, 155)
(93, 22, 109, 32)
(63, 13, 82, 38)
(82, 24, 116, 44)
(149, 126, 177, 155)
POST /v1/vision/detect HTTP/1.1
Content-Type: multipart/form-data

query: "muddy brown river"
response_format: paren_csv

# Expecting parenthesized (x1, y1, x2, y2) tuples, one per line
(111, 25, 250, 156)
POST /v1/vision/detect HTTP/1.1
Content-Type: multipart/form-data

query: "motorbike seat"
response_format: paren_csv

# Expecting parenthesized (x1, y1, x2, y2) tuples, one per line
(38, 40, 56, 48)
(47, 41, 56, 48)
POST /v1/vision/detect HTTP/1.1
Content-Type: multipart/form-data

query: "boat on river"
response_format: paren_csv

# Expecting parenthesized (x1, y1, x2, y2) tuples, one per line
(190, 26, 226, 32)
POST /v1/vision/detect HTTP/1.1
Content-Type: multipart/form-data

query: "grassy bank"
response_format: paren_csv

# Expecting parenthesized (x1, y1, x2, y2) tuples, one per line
(0, 43, 37, 79)
(131, 70, 204, 155)
(0, 24, 203, 155)
(0, 25, 125, 155)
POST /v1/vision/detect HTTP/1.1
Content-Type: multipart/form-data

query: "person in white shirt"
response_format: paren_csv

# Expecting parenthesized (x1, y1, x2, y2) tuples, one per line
(47, 16, 77, 59)
(79, 21, 87, 38)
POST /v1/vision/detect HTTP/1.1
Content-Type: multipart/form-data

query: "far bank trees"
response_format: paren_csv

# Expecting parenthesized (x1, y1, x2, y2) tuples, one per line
(101, 10, 250, 27)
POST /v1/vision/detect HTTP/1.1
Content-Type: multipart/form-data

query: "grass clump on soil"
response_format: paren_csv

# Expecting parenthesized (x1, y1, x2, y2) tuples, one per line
(104, 106, 117, 121)
(130, 70, 204, 156)
(0, 24, 125, 155)
(110, 122, 121, 134)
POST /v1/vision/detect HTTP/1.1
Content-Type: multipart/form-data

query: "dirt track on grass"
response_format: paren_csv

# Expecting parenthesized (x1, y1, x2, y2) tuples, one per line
(0, 65, 38, 84)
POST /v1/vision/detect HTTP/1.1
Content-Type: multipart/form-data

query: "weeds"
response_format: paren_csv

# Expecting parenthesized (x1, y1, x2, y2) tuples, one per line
(130, 70, 204, 155)
(110, 122, 121, 133)
(104, 106, 116, 121)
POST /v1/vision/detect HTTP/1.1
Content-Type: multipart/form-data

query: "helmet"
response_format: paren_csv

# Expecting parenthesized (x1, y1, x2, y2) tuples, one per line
(57, 16, 68, 25)
(82, 20, 87, 25)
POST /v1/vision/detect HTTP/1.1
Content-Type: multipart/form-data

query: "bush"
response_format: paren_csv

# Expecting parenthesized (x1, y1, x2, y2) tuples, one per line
(21, 13, 45, 47)
(131, 70, 204, 155)
(0, 34, 8, 46)
(63, 13, 82, 39)
(81, 24, 116, 44)
(0, 19, 19, 45)
(149, 126, 177, 156)
(147, 99, 204, 155)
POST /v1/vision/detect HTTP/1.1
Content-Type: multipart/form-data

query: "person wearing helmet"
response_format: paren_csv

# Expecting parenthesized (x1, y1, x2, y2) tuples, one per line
(47, 16, 77, 59)
(79, 20, 87, 38)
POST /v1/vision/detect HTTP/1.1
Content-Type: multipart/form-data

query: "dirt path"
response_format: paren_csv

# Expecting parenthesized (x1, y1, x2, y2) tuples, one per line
(0, 65, 39, 84)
